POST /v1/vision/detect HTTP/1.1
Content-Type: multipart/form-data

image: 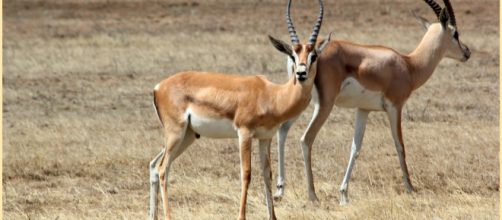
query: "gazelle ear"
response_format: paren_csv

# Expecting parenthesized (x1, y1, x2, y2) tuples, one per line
(411, 10, 431, 31)
(316, 32, 332, 53)
(439, 8, 449, 28)
(268, 35, 293, 56)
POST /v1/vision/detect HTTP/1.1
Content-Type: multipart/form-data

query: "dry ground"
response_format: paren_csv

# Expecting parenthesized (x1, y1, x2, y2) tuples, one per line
(3, 0, 499, 219)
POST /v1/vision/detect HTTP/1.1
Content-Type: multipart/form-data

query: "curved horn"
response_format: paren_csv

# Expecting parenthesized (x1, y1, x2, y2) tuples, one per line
(308, 0, 324, 45)
(286, 0, 299, 45)
(443, 0, 456, 27)
(423, 0, 442, 18)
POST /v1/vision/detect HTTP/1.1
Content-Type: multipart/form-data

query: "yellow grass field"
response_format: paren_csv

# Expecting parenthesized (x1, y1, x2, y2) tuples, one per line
(3, 0, 499, 219)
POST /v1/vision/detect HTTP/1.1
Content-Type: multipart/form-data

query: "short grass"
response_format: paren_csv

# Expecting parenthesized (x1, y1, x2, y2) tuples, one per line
(3, 0, 499, 219)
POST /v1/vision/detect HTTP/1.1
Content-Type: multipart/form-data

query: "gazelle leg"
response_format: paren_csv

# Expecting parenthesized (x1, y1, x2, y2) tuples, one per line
(149, 148, 165, 220)
(237, 129, 252, 220)
(274, 118, 297, 200)
(157, 135, 180, 220)
(386, 105, 414, 193)
(300, 97, 335, 202)
(339, 109, 369, 205)
(170, 129, 196, 162)
(157, 123, 195, 220)
(259, 139, 277, 220)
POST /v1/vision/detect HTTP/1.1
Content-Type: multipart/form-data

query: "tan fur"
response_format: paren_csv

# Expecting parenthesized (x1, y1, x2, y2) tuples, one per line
(292, 22, 470, 203)
(315, 24, 468, 106)
(151, 43, 318, 220)
(294, 44, 315, 65)
(154, 71, 314, 131)
(149, 0, 327, 213)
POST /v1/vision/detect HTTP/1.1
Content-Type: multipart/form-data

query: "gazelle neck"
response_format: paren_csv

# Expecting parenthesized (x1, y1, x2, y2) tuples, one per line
(274, 72, 315, 121)
(408, 24, 448, 90)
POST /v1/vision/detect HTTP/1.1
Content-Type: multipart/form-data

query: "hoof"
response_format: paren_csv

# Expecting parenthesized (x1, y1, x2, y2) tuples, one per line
(405, 183, 415, 193)
(273, 193, 283, 201)
(339, 192, 349, 206)
(308, 193, 319, 203)
(274, 186, 284, 201)
(339, 198, 349, 206)
(311, 199, 321, 206)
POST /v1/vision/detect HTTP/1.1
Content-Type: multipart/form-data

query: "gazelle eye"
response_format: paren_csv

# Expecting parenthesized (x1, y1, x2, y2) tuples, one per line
(289, 55, 295, 63)
(310, 53, 317, 63)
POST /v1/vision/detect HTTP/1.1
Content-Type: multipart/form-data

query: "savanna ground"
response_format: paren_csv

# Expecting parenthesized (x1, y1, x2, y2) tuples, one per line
(2, 0, 499, 219)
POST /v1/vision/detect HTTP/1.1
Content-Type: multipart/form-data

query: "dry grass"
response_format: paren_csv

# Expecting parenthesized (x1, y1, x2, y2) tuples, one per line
(3, 0, 499, 219)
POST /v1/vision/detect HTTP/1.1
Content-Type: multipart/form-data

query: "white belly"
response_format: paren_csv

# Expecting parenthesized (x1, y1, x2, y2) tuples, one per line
(335, 77, 385, 111)
(254, 126, 278, 139)
(189, 113, 238, 138)
(188, 112, 277, 139)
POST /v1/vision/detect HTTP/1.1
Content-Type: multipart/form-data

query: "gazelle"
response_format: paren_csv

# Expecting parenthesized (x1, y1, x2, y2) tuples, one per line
(148, 0, 326, 219)
(273, 0, 470, 205)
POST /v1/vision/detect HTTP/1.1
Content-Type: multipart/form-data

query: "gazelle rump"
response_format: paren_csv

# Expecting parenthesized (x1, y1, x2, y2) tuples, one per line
(273, 0, 470, 204)
(148, 0, 326, 219)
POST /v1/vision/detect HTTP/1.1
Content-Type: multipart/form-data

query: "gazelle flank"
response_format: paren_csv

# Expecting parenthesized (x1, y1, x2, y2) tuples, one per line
(273, 0, 470, 205)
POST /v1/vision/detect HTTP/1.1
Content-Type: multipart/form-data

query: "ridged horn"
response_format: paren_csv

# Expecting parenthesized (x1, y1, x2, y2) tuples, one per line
(423, 0, 442, 19)
(443, 0, 456, 27)
(286, 0, 299, 45)
(308, 0, 324, 45)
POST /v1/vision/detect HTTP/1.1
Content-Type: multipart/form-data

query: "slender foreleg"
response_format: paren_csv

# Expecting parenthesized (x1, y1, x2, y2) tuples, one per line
(274, 118, 297, 200)
(237, 128, 253, 220)
(259, 139, 277, 220)
(300, 95, 335, 202)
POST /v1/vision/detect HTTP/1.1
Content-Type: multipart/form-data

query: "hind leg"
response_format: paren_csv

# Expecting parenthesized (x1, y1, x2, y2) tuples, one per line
(386, 105, 414, 192)
(339, 109, 369, 205)
(157, 124, 196, 220)
(166, 128, 197, 163)
(149, 148, 165, 220)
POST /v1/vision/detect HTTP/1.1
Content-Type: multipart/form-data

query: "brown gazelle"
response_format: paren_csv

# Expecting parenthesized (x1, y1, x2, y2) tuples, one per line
(273, 0, 471, 205)
(148, 0, 326, 219)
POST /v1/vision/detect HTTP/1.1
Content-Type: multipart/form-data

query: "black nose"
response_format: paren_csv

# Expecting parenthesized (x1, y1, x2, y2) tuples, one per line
(296, 71, 307, 81)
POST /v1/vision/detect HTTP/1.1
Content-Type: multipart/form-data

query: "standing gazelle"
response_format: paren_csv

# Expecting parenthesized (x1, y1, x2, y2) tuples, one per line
(273, 0, 470, 205)
(148, 0, 327, 219)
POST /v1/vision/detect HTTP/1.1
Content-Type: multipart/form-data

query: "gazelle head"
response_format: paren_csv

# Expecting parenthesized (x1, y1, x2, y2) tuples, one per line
(416, 0, 471, 62)
(268, 0, 330, 83)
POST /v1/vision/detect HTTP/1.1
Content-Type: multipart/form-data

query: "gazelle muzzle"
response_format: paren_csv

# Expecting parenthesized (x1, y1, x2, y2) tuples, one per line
(296, 64, 307, 81)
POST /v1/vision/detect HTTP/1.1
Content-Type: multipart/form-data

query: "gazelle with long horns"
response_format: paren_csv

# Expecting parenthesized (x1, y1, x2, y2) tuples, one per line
(148, 0, 326, 219)
(273, 0, 470, 205)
